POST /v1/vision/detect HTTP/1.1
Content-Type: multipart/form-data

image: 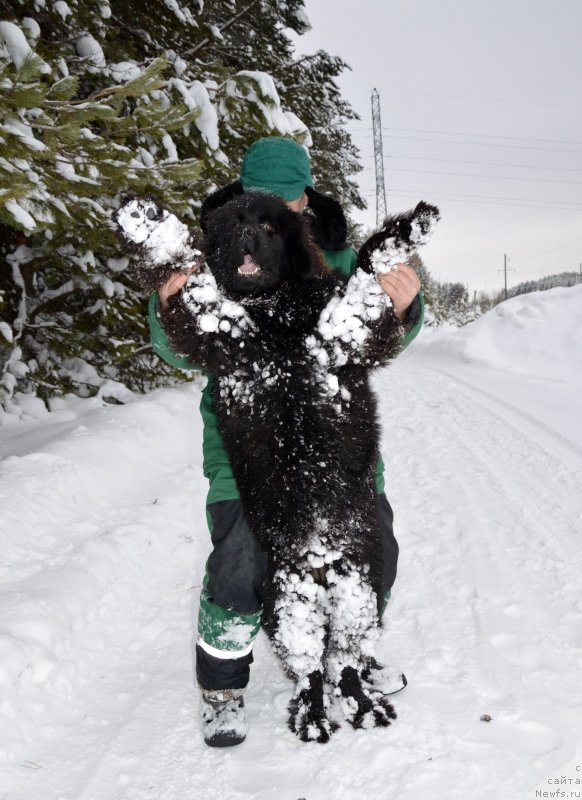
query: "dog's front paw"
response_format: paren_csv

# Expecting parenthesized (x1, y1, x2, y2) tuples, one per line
(288, 672, 339, 744)
(357, 201, 440, 275)
(116, 197, 201, 265)
(116, 197, 165, 251)
(115, 197, 203, 291)
(408, 201, 441, 247)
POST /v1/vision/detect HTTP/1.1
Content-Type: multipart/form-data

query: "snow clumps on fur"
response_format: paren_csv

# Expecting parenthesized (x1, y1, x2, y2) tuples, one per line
(182, 268, 255, 338)
(305, 269, 391, 406)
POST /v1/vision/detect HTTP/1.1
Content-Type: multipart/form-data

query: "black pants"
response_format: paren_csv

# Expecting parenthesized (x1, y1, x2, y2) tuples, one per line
(196, 493, 399, 690)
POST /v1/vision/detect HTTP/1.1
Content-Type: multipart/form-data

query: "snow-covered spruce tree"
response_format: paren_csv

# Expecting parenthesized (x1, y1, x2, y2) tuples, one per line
(188, 1, 365, 215)
(0, 2, 363, 414)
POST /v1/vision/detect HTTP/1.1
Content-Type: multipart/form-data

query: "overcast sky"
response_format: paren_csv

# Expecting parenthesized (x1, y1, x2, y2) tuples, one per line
(293, 0, 582, 293)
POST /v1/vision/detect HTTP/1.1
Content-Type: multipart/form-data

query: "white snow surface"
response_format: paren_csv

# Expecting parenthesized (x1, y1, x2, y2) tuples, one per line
(109, 61, 143, 83)
(53, 1, 73, 21)
(1, 286, 581, 798)
(170, 79, 220, 150)
(75, 33, 106, 70)
(0, 21, 32, 68)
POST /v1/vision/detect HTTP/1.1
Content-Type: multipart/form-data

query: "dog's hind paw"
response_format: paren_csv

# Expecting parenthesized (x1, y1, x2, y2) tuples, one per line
(288, 698, 339, 743)
(288, 671, 339, 744)
(367, 691, 397, 728)
(338, 665, 397, 730)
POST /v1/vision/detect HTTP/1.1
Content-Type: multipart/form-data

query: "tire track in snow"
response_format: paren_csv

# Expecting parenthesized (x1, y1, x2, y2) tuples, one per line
(427, 363, 582, 464)
(374, 361, 582, 797)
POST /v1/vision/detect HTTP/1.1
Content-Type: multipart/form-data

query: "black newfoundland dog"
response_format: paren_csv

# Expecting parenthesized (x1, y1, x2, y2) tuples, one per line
(117, 192, 439, 742)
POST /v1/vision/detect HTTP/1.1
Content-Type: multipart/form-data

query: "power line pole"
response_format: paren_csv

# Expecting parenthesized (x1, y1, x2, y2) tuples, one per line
(371, 88, 387, 227)
(498, 253, 516, 300)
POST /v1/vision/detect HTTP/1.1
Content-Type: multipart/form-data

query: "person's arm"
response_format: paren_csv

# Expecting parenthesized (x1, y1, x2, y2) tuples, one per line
(149, 292, 198, 371)
(149, 267, 256, 376)
(149, 271, 199, 371)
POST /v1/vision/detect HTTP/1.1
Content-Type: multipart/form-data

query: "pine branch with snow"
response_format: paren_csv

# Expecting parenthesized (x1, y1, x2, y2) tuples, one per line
(0, 2, 365, 415)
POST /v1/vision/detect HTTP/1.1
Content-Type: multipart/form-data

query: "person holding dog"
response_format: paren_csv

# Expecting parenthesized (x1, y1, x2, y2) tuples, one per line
(148, 137, 422, 747)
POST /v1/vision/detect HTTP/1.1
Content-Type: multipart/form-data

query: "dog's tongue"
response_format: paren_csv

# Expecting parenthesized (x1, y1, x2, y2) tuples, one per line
(238, 254, 259, 274)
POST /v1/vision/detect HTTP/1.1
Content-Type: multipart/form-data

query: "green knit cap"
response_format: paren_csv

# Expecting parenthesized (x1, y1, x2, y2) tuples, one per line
(240, 137, 313, 201)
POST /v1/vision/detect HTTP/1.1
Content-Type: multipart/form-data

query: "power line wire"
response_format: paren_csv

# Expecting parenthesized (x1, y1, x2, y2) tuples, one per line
(355, 132, 582, 155)
(512, 232, 582, 264)
(348, 88, 581, 111)
(388, 187, 582, 207)
(385, 166, 582, 187)
(520, 253, 581, 274)
(349, 125, 582, 147)
(384, 126, 582, 147)
(364, 187, 582, 212)
(384, 154, 582, 174)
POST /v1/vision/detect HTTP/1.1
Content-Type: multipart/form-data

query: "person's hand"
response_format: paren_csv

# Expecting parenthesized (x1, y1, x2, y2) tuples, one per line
(377, 264, 421, 322)
(158, 267, 197, 312)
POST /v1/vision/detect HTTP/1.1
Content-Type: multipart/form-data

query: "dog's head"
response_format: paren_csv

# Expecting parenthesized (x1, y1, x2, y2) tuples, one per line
(203, 193, 323, 295)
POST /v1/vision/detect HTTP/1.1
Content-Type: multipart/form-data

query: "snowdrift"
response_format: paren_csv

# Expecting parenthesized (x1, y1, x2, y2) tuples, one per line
(408, 284, 582, 459)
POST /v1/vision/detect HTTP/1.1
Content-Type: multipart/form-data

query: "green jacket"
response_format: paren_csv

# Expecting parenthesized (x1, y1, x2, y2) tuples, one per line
(148, 246, 424, 505)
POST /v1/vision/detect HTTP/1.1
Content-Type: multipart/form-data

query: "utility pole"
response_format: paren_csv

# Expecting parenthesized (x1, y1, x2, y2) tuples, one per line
(498, 253, 516, 300)
(371, 88, 387, 227)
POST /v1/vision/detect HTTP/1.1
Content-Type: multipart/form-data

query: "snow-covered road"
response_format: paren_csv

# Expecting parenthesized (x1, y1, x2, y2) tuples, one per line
(1, 287, 581, 800)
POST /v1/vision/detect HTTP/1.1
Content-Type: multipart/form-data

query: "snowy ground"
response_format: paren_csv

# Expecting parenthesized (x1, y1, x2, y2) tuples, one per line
(1, 286, 581, 800)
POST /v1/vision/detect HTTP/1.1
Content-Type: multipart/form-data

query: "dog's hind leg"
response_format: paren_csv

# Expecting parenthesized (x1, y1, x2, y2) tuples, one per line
(325, 562, 397, 730)
(268, 564, 339, 743)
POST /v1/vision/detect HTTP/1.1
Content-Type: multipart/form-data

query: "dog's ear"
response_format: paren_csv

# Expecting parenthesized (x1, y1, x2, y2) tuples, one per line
(201, 181, 244, 233)
(284, 214, 324, 280)
(304, 187, 348, 251)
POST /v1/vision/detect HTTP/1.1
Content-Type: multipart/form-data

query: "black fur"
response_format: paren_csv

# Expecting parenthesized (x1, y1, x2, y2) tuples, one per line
(201, 182, 351, 251)
(304, 186, 348, 251)
(116, 192, 439, 742)
(200, 181, 244, 234)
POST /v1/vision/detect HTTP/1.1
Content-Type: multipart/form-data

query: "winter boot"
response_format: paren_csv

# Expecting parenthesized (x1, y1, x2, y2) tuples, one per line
(361, 658, 408, 695)
(200, 688, 247, 747)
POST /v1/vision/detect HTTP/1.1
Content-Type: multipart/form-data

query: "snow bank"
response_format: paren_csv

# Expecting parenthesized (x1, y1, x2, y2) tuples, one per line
(409, 284, 582, 457)
(414, 284, 582, 378)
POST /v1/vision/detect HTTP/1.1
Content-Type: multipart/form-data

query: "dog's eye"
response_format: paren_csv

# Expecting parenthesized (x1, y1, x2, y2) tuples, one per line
(260, 222, 275, 234)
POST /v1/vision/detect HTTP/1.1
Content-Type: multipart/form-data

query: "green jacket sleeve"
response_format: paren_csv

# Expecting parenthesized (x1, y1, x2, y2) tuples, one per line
(399, 291, 425, 351)
(148, 292, 199, 371)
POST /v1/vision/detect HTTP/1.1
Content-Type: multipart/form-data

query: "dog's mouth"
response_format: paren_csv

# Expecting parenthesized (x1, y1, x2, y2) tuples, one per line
(237, 253, 261, 277)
